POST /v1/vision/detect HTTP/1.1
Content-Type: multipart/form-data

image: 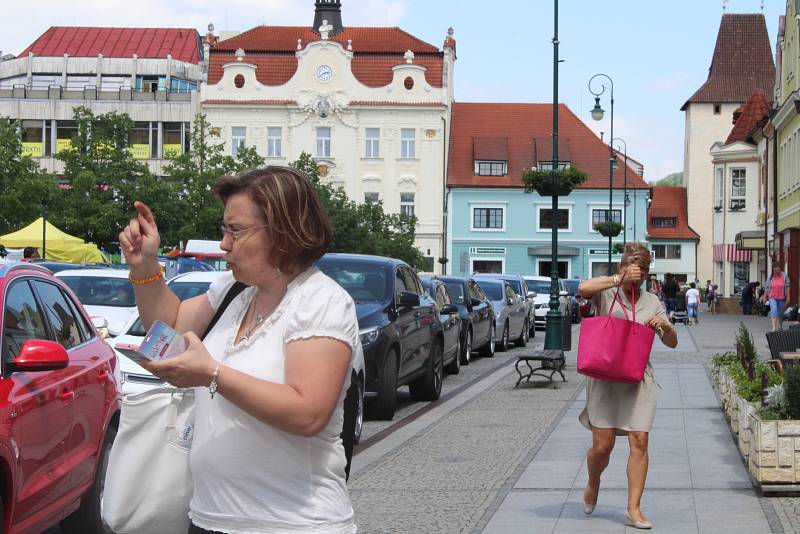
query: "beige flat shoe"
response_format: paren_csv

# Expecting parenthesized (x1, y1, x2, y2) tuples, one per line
(625, 511, 653, 529)
(583, 487, 597, 515)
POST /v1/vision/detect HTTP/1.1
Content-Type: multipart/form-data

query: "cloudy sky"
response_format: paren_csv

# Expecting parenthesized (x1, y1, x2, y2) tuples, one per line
(2, 0, 783, 182)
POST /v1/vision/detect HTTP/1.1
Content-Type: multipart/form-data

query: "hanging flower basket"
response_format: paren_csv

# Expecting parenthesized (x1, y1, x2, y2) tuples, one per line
(612, 242, 625, 254)
(593, 220, 623, 238)
(521, 166, 588, 197)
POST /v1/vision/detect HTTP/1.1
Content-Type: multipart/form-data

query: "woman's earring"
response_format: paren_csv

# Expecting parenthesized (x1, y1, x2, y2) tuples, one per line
(275, 267, 282, 280)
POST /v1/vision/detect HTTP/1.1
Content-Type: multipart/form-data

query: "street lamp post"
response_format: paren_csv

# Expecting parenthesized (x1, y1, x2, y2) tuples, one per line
(544, 0, 563, 351)
(588, 74, 615, 274)
(612, 137, 627, 243)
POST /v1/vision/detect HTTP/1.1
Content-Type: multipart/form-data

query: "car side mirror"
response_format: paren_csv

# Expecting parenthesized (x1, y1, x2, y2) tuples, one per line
(398, 291, 420, 307)
(507, 297, 514, 305)
(559, 290, 568, 297)
(470, 297, 482, 307)
(91, 316, 110, 339)
(441, 304, 458, 315)
(10, 340, 69, 373)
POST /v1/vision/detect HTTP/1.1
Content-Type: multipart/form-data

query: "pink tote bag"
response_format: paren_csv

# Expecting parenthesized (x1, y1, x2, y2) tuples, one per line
(577, 276, 656, 384)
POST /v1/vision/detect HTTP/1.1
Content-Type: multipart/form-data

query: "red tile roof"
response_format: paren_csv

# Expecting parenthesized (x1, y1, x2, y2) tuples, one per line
(19, 26, 201, 64)
(725, 90, 771, 144)
(647, 186, 700, 240)
(473, 137, 508, 161)
(349, 101, 446, 107)
(208, 26, 443, 88)
(682, 14, 774, 110)
(534, 137, 571, 163)
(447, 102, 649, 189)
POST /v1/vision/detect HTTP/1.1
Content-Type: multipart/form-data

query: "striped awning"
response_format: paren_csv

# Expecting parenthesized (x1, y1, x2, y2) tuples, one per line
(713, 244, 753, 262)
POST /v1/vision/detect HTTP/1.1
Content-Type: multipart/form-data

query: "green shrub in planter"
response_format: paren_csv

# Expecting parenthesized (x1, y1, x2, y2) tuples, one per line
(521, 166, 588, 196)
(735, 323, 758, 370)
(785, 364, 800, 419)
(593, 220, 623, 238)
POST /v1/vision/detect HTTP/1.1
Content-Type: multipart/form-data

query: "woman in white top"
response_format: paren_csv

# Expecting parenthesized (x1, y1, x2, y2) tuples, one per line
(685, 282, 701, 325)
(119, 167, 358, 534)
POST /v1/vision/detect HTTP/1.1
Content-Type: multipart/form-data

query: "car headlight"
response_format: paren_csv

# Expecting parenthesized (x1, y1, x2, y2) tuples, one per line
(359, 326, 381, 346)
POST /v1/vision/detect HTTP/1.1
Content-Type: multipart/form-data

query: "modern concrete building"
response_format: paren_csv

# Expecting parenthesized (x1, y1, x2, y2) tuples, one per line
(682, 13, 774, 285)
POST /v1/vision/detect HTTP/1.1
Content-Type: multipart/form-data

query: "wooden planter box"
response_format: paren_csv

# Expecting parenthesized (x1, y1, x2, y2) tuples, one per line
(748, 413, 800, 491)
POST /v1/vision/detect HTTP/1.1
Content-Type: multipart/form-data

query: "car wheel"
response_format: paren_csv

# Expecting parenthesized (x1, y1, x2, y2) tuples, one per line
(517, 319, 529, 347)
(497, 322, 509, 352)
(366, 349, 398, 420)
(479, 323, 496, 358)
(461, 328, 472, 365)
(445, 336, 461, 375)
(354, 375, 364, 445)
(410, 339, 444, 401)
(60, 425, 117, 534)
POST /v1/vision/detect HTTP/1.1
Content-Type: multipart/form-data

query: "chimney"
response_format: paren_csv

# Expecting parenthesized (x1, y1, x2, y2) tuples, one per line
(313, 0, 343, 36)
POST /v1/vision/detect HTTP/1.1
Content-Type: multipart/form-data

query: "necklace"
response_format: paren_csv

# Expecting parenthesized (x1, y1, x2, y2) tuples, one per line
(239, 294, 269, 343)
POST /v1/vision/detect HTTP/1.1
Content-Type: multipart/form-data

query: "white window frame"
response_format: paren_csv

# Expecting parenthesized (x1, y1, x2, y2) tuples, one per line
(730, 167, 746, 210)
(231, 126, 246, 157)
(400, 192, 415, 218)
(652, 244, 681, 260)
(474, 160, 508, 176)
(536, 203, 573, 233)
(400, 128, 416, 159)
(589, 207, 623, 233)
(365, 128, 380, 159)
(535, 259, 572, 279)
(267, 127, 282, 158)
(715, 167, 724, 209)
(316, 126, 331, 158)
(469, 257, 506, 274)
(469, 202, 507, 232)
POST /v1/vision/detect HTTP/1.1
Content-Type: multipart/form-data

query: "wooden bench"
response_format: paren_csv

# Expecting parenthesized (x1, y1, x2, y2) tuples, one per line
(514, 349, 566, 388)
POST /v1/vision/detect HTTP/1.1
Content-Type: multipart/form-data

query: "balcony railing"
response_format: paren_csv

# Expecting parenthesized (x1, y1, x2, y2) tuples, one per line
(0, 84, 193, 102)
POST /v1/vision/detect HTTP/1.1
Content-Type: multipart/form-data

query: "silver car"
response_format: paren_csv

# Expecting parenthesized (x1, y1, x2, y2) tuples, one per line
(474, 278, 529, 352)
(473, 273, 536, 337)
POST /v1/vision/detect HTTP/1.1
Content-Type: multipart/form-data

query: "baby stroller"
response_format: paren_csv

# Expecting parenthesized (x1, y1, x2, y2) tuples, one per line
(671, 290, 689, 325)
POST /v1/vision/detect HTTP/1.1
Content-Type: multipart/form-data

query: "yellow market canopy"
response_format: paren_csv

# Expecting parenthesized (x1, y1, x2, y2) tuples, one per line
(0, 218, 108, 264)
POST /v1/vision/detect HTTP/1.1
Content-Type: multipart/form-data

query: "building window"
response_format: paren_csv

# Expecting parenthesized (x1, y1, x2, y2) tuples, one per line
(715, 167, 724, 210)
(56, 120, 79, 154)
(163, 122, 183, 158)
(400, 192, 415, 218)
(733, 262, 749, 294)
(713, 103, 722, 115)
(129, 122, 151, 159)
(66, 75, 94, 91)
(651, 217, 676, 228)
(652, 244, 681, 259)
(267, 127, 282, 157)
(365, 128, 380, 158)
(231, 127, 246, 157)
(537, 161, 569, 171)
(471, 259, 504, 274)
(472, 207, 504, 230)
(20, 120, 44, 158)
(537, 261, 568, 279)
(539, 208, 570, 230)
(591, 208, 621, 226)
(400, 128, 416, 159)
(730, 168, 746, 210)
(316, 127, 331, 158)
(364, 192, 380, 205)
(475, 160, 507, 176)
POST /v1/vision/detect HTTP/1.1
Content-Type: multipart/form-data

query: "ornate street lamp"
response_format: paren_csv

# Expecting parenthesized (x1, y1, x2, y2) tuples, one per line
(544, 0, 563, 351)
(588, 73, 615, 274)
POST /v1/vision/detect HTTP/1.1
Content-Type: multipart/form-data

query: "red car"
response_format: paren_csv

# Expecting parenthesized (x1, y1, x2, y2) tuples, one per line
(0, 262, 120, 534)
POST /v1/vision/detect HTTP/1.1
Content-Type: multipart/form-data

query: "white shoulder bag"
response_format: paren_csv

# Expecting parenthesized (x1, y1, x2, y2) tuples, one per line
(102, 386, 195, 534)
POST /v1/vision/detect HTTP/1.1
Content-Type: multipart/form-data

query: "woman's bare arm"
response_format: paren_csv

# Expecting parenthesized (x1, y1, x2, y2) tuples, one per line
(577, 275, 617, 298)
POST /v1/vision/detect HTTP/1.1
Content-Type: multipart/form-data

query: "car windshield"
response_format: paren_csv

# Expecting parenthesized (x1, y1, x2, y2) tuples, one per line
(480, 281, 504, 301)
(317, 261, 389, 301)
(507, 279, 523, 296)
(562, 279, 580, 295)
(527, 280, 551, 294)
(444, 282, 465, 305)
(125, 280, 211, 336)
(59, 276, 135, 307)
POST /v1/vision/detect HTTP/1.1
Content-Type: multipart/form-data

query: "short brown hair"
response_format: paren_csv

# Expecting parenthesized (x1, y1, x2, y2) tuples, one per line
(214, 166, 332, 274)
(619, 242, 651, 273)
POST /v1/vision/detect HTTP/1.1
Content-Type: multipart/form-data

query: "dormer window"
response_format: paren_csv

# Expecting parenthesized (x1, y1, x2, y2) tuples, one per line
(475, 160, 507, 176)
(651, 217, 676, 228)
(537, 161, 570, 171)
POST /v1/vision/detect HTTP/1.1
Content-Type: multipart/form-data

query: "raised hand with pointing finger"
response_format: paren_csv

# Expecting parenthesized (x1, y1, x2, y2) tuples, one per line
(119, 201, 161, 278)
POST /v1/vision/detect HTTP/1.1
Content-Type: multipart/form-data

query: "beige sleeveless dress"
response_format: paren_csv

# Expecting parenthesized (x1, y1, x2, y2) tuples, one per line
(578, 286, 667, 436)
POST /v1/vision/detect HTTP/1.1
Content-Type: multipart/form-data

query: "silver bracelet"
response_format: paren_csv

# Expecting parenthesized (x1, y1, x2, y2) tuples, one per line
(612, 274, 620, 287)
(209, 365, 220, 399)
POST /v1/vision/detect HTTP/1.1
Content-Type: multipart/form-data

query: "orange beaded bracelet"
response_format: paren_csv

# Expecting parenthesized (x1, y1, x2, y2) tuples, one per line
(128, 268, 164, 286)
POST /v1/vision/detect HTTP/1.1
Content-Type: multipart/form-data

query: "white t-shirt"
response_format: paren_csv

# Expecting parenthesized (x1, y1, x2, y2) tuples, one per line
(189, 267, 358, 534)
(686, 288, 700, 305)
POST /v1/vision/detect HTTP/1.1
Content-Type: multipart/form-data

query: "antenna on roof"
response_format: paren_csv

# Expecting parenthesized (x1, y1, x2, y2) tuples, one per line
(722, 0, 729, 10)
(761, 0, 765, 11)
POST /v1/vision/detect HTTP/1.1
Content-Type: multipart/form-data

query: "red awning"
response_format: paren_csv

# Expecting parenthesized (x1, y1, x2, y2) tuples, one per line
(727, 243, 752, 262)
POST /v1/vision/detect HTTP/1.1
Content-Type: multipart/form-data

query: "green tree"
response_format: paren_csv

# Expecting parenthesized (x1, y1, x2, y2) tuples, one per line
(0, 117, 61, 235)
(164, 114, 265, 240)
(54, 106, 180, 249)
(290, 152, 426, 268)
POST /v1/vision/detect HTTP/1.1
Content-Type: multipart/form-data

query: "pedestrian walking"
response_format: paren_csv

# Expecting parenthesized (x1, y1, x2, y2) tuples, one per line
(119, 167, 359, 534)
(708, 284, 719, 314)
(577, 243, 678, 530)
(661, 273, 679, 321)
(740, 281, 759, 316)
(685, 282, 700, 325)
(705, 280, 713, 311)
(766, 263, 791, 331)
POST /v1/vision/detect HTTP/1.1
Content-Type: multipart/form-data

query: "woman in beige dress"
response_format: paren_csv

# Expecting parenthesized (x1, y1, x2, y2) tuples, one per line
(577, 243, 678, 529)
